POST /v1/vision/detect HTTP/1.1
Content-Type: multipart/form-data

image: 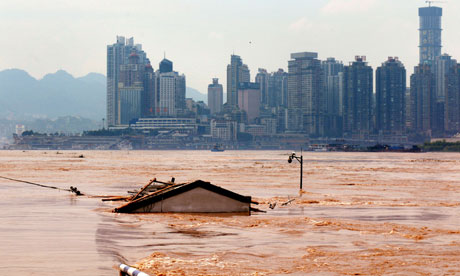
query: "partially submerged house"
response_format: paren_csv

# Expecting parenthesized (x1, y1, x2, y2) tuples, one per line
(114, 180, 253, 214)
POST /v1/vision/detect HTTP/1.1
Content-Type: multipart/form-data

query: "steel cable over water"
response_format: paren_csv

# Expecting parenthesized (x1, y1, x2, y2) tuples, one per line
(0, 175, 85, 196)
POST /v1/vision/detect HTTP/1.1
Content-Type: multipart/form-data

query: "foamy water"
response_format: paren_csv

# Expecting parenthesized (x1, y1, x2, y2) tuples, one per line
(0, 150, 459, 275)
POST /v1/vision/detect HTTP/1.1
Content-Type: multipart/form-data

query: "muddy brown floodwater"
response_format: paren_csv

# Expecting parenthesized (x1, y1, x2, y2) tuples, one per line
(0, 150, 459, 275)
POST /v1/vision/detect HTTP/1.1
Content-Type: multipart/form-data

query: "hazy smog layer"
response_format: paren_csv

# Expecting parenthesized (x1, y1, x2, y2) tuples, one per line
(0, 150, 459, 275)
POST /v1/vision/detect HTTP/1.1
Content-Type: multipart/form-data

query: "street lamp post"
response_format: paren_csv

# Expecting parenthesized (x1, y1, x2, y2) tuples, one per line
(288, 151, 303, 190)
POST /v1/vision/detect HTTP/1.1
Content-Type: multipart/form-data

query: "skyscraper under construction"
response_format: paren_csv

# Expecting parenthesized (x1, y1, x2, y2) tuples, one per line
(419, 6, 442, 64)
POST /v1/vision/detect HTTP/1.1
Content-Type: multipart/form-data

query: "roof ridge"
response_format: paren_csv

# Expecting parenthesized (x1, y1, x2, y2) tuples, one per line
(114, 180, 250, 213)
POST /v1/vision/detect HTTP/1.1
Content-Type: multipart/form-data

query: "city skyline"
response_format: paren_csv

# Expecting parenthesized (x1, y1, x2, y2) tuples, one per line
(1, 0, 460, 94)
(102, 2, 458, 140)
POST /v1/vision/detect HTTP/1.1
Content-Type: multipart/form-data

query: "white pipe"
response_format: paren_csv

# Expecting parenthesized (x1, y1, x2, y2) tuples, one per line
(119, 264, 150, 276)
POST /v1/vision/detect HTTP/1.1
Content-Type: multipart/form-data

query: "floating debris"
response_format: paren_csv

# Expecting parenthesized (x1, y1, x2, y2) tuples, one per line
(103, 178, 176, 202)
(281, 198, 295, 206)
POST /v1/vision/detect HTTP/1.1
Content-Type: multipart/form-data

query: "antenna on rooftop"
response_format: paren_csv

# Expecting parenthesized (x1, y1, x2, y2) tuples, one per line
(425, 0, 446, 7)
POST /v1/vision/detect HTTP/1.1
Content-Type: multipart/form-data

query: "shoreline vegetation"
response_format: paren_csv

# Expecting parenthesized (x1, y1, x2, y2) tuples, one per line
(421, 140, 460, 152)
(5, 130, 460, 152)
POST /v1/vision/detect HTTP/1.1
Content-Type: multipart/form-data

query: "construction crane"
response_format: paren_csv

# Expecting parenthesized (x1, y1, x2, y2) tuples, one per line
(426, 0, 446, 7)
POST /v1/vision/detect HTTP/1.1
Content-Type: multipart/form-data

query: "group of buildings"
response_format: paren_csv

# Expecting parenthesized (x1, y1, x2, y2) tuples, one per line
(106, 5, 460, 146)
(107, 36, 186, 127)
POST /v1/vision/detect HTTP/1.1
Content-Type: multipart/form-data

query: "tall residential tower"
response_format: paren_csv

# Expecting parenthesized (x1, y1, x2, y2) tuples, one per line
(376, 57, 407, 136)
(410, 64, 436, 136)
(445, 64, 460, 133)
(342, 56, 373, 138)
(322, 57, 344, 137)
(287, 52, 325, 136)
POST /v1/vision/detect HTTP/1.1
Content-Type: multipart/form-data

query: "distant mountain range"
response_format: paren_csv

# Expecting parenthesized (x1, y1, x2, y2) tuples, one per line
(0, 69, 106, 120)
(0, 69, 208, 120)
(187, 87, 227, 105)
(186, 87, 207, 103)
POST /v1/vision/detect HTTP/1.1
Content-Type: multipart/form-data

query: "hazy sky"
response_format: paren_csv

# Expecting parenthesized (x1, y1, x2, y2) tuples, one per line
(1, 0, 460, 93)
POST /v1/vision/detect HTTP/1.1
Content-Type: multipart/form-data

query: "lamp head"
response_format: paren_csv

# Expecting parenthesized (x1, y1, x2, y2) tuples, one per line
(288, 156, 292, 163)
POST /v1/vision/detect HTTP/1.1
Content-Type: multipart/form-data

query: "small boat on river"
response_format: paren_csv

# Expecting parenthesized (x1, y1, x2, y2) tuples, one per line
(211, 144, 225, 152)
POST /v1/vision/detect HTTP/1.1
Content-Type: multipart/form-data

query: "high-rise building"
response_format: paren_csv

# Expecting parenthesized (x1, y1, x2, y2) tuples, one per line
(419, 6, 442, 64)
(208, 78, 223, 115)
(175, 74, 186, 117)
(106, 36, 191, 127)
(226, 55, 250, 107)
(434, 54, 456, 101)
(376, 57, 407, 135)
(107, 36, 129, 127)
(142, 63, 156, 118)
(410, 64, 436, 137)
(118, 88, 142, 125)
(255, 68, 288, 110)
(322, 57, 344, 137)
(238, 82, 261, 123)
(107, 36, 149, 126)
(430, 54, 456, 135)
(255, 69, 270, 107)
(118, 51, 145, 125)
(269, 69, 289, 108)
(342, 56, 373, 138)
(287, 52, 325, 136)
(157, 71, 186, 117)
(241, 65, 250, 83)
(322, 58, 344, 115)
(445, 64, 460, 134)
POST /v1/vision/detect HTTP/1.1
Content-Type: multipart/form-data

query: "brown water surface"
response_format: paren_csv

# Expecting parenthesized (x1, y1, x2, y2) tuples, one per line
(0, 150, 459, 275)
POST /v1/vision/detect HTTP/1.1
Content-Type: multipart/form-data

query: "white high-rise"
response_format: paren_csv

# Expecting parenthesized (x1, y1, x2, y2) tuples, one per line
(208, 78, 223, 114)
(158, 72, 186, 117)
